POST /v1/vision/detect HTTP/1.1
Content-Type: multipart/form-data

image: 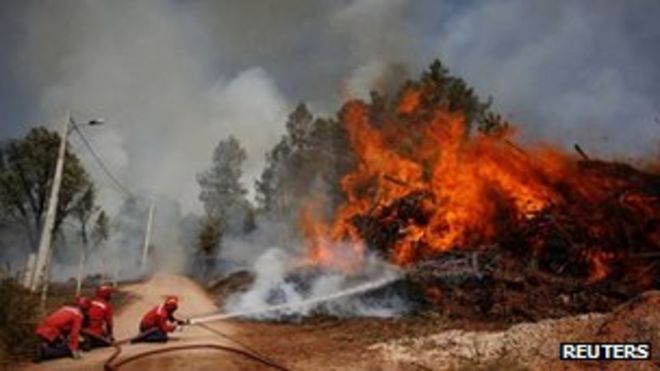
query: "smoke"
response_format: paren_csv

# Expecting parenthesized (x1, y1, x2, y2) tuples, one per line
(21, 2, 289, 215)
(224, 247, 408, 319)
(1, 1, 290, 276)
(221, 215, 296, 267)
(0, 1, 658, 276)
(2, 1, 658, 199)
(429, 0, 660, 156)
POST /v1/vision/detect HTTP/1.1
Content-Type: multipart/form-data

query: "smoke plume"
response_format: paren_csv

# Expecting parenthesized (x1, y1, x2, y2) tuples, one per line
(0, 1, 658, 280)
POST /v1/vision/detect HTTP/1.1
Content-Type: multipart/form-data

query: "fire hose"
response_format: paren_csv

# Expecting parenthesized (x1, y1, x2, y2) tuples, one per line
(101, 275, 397, 369)
(103, 323, 289, 371)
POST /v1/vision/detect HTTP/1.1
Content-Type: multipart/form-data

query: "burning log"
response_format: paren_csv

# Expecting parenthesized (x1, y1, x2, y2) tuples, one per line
(299, 78, 659, 323)
(383, 174, 411, 188)
(346, 157, 659, 321)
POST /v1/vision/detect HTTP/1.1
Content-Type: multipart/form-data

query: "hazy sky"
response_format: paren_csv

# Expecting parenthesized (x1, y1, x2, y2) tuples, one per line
(0, 0, 658, 214)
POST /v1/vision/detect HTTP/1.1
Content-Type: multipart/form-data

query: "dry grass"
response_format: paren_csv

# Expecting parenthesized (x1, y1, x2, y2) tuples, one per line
(0, 271, 129, 368)
(0, 276, 40, 367)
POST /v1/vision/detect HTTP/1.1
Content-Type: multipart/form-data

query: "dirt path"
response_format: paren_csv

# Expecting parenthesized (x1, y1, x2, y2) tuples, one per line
(18, 274, 275, 371)
(18, 275, 657, 370)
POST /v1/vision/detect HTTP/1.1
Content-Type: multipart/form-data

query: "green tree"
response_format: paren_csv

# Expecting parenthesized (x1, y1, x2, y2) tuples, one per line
(420, 59, 504, 133)
(72, 186, 98, 295)
(72, 186, 97, 250)
(255, 138, 292, 214)
(0, 127, 94, 252)
(196, 215, 222, 277)
(197, 216, 222, 257)
(197, 136, 252, 235)
(286, 103, 314, 150)
(256, 103, 354, 218)
(91, 210, 110, 248)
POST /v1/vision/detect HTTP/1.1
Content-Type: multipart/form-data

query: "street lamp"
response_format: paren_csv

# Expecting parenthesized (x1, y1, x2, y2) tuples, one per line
(28, 112, 105, 292)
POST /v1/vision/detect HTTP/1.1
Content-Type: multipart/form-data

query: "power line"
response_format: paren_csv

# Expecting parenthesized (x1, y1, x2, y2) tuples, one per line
(71, 123, 134, 198)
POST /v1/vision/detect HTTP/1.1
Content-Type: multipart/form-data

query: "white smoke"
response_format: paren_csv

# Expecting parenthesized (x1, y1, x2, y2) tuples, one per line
(12, 1, 289, 278)
(2, 0, 658, 279)
(224, 247, 409, 319)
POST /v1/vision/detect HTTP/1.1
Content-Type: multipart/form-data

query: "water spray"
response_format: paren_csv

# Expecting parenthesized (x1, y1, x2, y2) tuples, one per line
(189, 275, 402, 324)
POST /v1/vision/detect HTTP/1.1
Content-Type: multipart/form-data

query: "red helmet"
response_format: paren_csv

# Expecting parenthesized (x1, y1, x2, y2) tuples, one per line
(164, 296, 178, 311)
(96, 285, 113, 300)
(75, 296, 92, 311)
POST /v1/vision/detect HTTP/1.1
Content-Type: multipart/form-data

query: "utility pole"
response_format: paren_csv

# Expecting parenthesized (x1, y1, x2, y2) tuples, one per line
(141, 200, 155, 269)
(26, 113, 105, 292)
(29, 113, 70, 292)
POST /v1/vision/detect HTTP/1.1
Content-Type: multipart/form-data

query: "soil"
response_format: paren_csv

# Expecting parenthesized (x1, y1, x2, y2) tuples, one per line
(15, 274, 262, 371)
(13, 275, 660, 370)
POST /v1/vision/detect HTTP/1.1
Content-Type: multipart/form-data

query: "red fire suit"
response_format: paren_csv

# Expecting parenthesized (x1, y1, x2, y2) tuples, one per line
(85, 298, 113, 338)
(139, 304, 177, 333)
(35, 306, 83, 351)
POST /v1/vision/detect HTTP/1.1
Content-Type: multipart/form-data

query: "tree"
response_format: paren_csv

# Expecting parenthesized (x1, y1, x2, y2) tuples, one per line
(255, 138, 292, 213)
(71, 186, 104, 294)
(256, 103, 354, 217)
(195, 215, 222, 277)
(197, 136, 251, 235)
(254, 102, 356, 226)
(89, 210, 110, 283)
(91, 210, 110, 248)
(286, 103, 314, 150)
(0, 127, 94, 253)
(420, 59, 503, 133)
(72, 186, 97, 249)
(197, 216, 222, 257)
(256, 103, 316, 213)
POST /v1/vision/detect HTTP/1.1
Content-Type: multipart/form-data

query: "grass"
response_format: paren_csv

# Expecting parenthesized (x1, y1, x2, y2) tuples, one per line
(0, 272, 129, 368)
(0, 276, 40, 367)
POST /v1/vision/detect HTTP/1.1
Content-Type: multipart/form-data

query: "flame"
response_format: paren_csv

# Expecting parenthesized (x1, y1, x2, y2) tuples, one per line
(300, 85, 658, 283)
(585, 251, 616, 283)
(397, 88, 421, 114)
(299, 198, 365, 271)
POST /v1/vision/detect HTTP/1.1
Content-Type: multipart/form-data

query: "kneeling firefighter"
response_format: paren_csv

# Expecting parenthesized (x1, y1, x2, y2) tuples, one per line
(33, 297, 91, 362)
(132, 296, 189, 343)
(81, 285, 114, 350)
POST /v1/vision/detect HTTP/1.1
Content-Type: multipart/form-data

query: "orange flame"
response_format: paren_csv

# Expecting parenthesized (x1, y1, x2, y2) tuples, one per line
(300, 86, 647, 282)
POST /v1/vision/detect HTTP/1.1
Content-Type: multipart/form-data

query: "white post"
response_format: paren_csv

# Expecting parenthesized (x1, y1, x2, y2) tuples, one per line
(99, 246, 107, 284)
(30, 113, 70, 291)
(75, 247, 86, 297)
(22, 253, 36, 287)
(141, 200, 155, 269)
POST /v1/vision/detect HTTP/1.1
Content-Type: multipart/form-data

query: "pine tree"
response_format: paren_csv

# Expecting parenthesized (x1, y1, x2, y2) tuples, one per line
(197, 136, 251, 235)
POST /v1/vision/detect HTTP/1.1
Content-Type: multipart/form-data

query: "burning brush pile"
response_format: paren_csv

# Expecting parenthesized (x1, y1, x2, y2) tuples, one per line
(299, 63, 660, 323)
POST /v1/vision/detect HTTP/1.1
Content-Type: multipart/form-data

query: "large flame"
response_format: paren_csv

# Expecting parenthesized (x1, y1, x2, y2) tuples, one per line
(300, 85, 658, 282)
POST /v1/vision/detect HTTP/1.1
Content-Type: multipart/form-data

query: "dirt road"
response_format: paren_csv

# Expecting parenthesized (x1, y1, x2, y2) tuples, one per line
(18, 274, 277, 371)
(19, 274, 657, 370)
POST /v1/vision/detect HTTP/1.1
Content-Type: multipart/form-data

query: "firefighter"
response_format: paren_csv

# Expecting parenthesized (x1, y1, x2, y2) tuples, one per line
(33, 297, 91, 362)
(131, 296, 189, 343)
(81, 285, 114, 349)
